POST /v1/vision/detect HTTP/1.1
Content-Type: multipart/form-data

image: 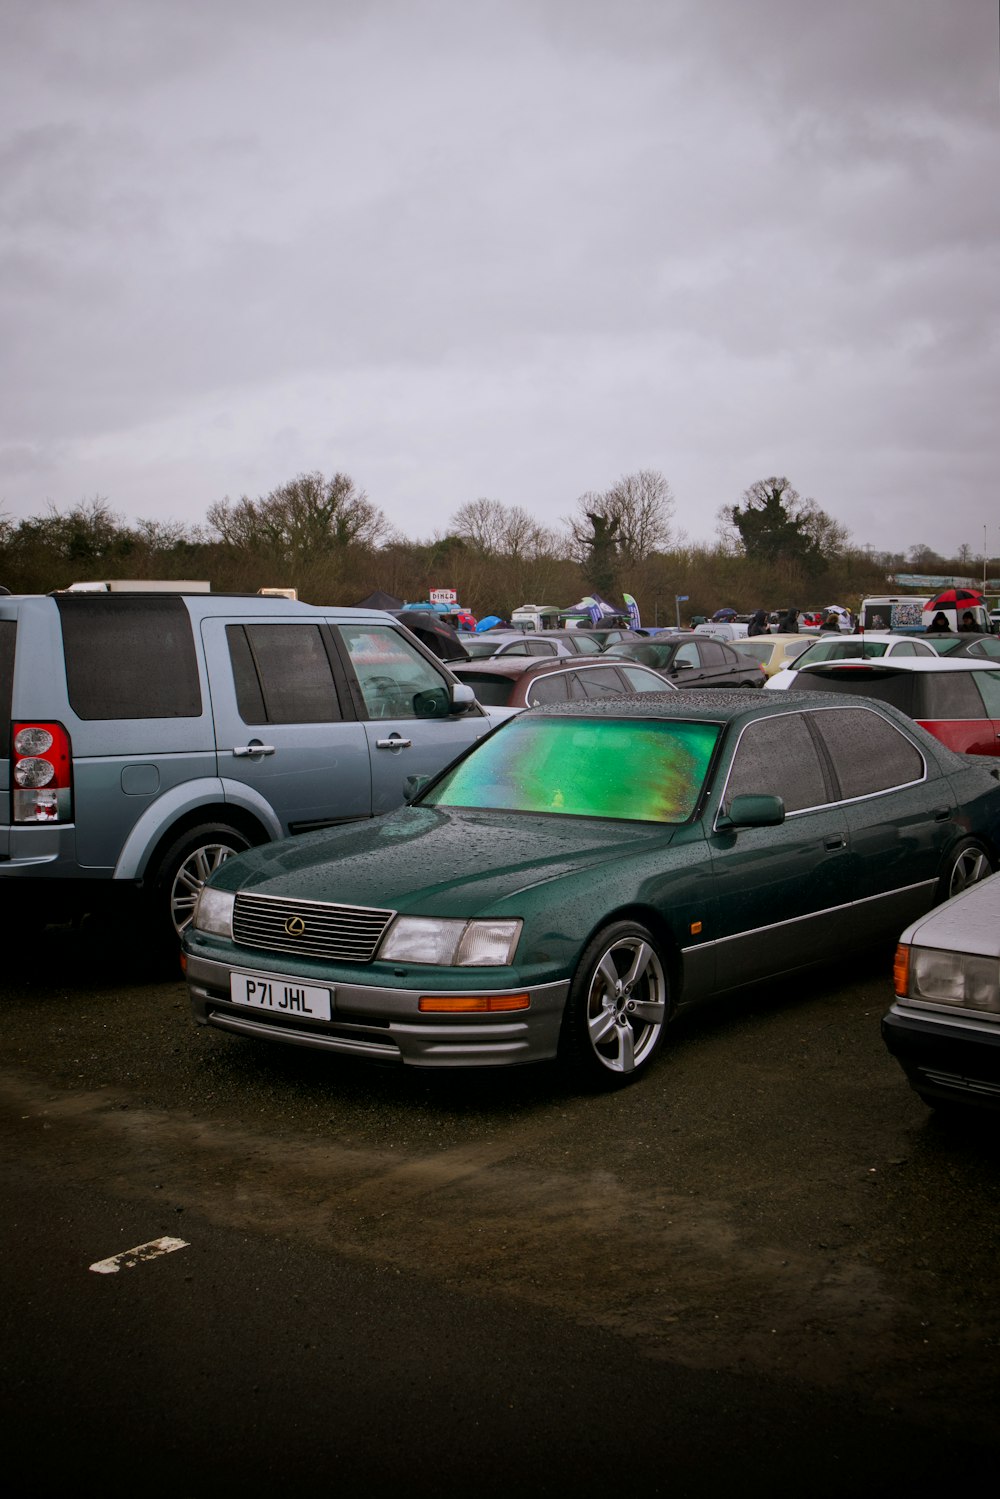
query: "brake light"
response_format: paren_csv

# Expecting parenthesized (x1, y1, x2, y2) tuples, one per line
(11, 722, 73, 823)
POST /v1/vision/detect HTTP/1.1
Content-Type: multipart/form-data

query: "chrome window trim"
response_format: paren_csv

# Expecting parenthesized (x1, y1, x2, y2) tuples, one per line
(713, 704, 929, 831)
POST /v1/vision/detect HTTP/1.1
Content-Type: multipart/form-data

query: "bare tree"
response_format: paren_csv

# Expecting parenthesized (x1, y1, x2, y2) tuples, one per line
(566, 470, 675, 571)
(450, 498, 558, 560)
(208, 471, 391, 561)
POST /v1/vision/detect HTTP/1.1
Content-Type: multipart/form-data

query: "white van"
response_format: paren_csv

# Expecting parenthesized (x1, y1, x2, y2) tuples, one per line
(693, 621, 749, 641)
(860, 594, 990, 633)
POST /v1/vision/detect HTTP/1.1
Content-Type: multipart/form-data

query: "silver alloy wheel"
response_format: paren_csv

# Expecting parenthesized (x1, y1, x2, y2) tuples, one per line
(585, 934, 667, 1074)
(947, 844, 992, 899)
(170, 841, 240, 935)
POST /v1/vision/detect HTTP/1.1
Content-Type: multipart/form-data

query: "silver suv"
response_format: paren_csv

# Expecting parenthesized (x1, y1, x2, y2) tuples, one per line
(0, 591, 500, 942)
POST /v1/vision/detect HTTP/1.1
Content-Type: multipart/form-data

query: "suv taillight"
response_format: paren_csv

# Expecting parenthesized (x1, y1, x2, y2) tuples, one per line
(11, 722, 73, 824)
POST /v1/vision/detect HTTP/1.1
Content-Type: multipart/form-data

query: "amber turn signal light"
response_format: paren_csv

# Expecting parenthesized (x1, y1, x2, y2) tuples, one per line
(418, 994, 530, 1013)
(893, 943, 910, 998)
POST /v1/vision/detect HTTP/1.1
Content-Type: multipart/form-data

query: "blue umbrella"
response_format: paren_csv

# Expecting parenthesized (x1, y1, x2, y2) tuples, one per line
(712, 607, 737, 621)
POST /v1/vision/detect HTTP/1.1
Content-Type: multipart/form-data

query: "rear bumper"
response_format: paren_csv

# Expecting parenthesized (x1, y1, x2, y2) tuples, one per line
(186, 950, 569, 1069)
(882, 1004, 1000, 1110)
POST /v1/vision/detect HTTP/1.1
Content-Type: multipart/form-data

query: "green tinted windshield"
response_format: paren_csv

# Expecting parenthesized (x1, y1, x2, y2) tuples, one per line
(424, 715, 721, 823)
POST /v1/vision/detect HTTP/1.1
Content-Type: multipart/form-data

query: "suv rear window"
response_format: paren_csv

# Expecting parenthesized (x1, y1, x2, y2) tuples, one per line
(0, 619, 15, 748)
(56, 596, 202, 720)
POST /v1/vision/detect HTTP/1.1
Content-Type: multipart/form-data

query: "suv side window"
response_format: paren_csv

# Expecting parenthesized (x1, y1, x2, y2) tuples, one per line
(921, 672, 987, 719)
(227, 624, 345, 724)
(809, 707, 924, 799)
(969, 669, 1000, 715)
(56, 596, 202, 720)
(725, 711, 831, 813)
(337, 624, 454, 719)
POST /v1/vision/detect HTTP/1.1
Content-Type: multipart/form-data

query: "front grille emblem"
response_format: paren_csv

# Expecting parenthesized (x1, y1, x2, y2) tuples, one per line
(285, 916, 306, 935)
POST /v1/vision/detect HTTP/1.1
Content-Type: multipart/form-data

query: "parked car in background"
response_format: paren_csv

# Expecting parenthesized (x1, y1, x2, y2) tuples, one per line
(730, 633, 814, 678)
(185, 690, 1000, 1089)
(460, 630, 619, 661)
(766, 657, 1000, 757)
(767, 633, 938, 687)
(605, 634, 766, 688)
(452, 655, 677, 710)
(884, 869, 1000, 1113)
(924, 633, 1000, 662)
(0, 591, 504, 944)
(693, 622, 749, 641)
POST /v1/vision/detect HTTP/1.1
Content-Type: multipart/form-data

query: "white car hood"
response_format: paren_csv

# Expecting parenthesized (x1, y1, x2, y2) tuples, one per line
(900, 870, 1000, 958)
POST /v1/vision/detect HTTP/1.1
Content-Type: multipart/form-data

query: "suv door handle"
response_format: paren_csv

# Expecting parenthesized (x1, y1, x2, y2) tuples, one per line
(232, 743, 276, 757)
(375, 736, 413, 750)
(824, 835, 846, 850)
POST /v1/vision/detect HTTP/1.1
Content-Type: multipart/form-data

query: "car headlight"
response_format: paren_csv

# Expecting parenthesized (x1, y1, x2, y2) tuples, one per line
(907, 945, 1000, 1012)
(379, 917, 522, 966)
(192, 886, 235, 938)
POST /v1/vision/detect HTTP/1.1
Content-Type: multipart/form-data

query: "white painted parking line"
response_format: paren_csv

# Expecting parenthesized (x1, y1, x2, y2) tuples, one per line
(89, 1236, 190, 1274)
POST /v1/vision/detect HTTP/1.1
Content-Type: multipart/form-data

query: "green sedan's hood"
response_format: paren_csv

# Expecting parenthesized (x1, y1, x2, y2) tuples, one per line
(213, 804, 675, 917)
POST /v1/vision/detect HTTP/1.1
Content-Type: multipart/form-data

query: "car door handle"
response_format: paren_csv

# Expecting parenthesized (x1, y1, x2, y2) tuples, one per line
(933, 807, 951, 820)
(375, 736, 413, 750)
(824, 835, 846, 850)
(232, 743, 276, 757)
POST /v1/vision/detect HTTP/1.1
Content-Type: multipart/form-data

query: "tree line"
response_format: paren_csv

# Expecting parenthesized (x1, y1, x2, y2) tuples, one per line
(0, 470, 970, 623)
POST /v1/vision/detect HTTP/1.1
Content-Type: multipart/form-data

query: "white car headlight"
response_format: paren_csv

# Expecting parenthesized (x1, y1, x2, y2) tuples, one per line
(379, 916, 522, 966)
(193, 886, 235, 938)
(910, 946, 1000, 1012)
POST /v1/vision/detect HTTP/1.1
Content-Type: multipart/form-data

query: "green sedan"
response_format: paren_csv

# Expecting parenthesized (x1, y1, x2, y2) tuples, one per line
(184, 692, 1000, 1088)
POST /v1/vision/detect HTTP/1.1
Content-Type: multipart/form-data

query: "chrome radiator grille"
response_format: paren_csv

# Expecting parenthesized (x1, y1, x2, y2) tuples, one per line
(232, 893, 395, 962)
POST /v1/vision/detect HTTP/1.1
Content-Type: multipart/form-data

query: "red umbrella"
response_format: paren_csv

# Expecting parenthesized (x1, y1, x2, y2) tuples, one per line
(923, 587, 983, 611)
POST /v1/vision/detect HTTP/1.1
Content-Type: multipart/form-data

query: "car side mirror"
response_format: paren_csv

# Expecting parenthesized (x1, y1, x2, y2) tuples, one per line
(716, 793, 785, 831)
(449, 680, 478, 714)
(403, 773, 431, 802)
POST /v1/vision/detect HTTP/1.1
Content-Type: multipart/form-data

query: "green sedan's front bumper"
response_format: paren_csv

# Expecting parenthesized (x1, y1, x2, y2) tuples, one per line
(185, 950, 570, 1069)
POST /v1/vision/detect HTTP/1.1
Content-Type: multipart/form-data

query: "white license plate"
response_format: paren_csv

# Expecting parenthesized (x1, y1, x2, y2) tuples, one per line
(230, 972, 332, 1022)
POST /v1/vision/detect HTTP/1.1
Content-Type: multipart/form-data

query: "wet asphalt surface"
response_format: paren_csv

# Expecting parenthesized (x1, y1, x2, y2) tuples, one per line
(1, 917, 998, 1495)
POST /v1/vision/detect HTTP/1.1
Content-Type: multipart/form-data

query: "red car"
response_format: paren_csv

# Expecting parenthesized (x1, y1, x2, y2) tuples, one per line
(780, 658, 1000, 756)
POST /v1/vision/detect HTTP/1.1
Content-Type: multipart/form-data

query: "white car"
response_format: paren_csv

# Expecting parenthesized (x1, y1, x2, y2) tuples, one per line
(884, 868, 1000, 1112)
(767, 633, 938, 688)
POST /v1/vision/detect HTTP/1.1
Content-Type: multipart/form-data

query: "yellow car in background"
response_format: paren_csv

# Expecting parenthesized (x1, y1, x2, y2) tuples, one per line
(732, 633, 814, 678)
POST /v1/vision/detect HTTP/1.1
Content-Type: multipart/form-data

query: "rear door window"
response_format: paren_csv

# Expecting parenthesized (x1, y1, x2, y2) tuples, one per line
(526, 671, 572, 705)
(809, 707, 924, 798)
(56, 596, 202, 719)
(227, 624, 346, 724)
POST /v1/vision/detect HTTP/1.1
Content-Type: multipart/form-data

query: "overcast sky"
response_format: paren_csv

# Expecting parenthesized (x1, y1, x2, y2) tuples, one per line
(2, 0, 998, 558)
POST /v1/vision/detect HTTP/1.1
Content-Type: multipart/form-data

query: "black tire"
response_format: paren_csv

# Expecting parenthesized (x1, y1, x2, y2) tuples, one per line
(151, 823, 253, 943)
(561, 921, 668, 1088)
(937, 838, 994, 904)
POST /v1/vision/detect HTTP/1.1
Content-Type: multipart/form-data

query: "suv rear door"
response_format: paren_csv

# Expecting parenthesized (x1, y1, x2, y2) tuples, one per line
(204, 617, 373, 834)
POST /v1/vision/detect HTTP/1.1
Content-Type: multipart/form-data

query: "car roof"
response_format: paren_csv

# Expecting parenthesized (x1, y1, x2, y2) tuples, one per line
(523, 687, 891, 726)
(453, 655, 609, 679)
(796, 657, 1000, 674)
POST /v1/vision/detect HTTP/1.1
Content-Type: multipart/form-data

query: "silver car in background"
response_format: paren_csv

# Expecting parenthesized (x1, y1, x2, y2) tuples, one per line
(884, 868, 1000, 1113)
